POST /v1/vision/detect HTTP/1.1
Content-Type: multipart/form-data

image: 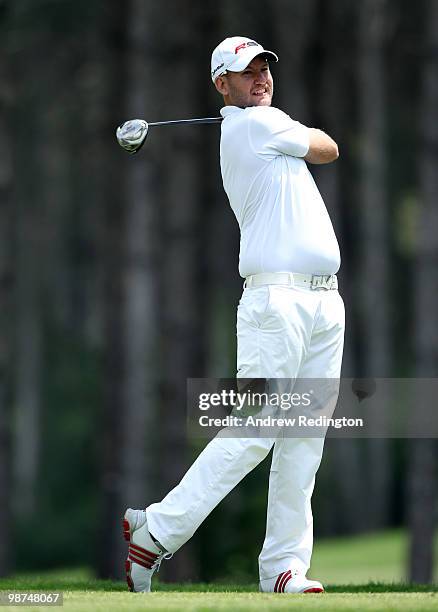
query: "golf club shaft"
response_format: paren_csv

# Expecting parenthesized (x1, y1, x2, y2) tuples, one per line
(148, 117, 223, 127)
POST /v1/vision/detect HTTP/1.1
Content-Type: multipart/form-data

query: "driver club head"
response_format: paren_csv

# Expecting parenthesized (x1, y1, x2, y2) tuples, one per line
(116, 119, 149, 154)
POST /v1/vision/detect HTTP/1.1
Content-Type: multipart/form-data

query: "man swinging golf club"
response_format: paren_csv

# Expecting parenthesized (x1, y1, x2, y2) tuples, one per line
(123, 36, 344, 595)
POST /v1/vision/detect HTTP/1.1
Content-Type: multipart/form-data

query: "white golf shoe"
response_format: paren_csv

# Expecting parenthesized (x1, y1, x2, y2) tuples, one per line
(260, 569, 324, 594)
(123, 508, 172, 592)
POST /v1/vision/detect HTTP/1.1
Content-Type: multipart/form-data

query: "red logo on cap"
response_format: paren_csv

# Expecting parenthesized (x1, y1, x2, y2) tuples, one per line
(234, 41, 259, 54)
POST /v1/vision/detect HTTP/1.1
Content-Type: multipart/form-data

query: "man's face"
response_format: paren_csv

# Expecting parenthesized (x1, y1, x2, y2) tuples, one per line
(215, 56, 273, 108)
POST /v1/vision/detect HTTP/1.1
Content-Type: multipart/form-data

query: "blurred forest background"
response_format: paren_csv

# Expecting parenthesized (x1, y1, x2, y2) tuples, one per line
(0, 0, 437, 586)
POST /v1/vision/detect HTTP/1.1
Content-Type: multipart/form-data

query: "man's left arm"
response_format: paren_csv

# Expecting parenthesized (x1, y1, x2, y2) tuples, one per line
(304, 129, 339, 165)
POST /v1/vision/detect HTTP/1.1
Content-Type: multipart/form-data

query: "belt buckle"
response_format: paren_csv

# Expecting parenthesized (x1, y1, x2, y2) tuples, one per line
(311, 274, 332, 290)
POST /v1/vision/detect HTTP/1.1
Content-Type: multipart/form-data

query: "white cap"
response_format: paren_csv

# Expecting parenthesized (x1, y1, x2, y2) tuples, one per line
(211, 36, 278, 82)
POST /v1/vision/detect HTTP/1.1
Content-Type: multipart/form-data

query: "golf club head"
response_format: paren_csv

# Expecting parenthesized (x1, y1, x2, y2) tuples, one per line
(116, 119, 149, 154)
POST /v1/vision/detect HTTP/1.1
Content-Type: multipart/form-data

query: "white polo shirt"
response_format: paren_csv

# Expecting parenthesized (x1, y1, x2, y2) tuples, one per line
(219, 105, 341, 277)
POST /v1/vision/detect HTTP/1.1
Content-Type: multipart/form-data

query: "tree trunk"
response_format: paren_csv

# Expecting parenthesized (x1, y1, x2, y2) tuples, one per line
(98, 0, 160, 578)
(358, 0, 391, 530)
(0, 30, 14, 576)
(13, 198, 43, 518)
(316, 0, 366, 535)
(408, 0, 438, 584)
(270, 0, 318, 123)
(12, 34, 46, 521)
(156, 0, 207, 582)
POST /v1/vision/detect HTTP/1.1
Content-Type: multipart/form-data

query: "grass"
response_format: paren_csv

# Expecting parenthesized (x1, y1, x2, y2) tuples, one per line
(1, 584, 437, 612)
(312, 529, 410, 584)
(28, 591, 438, 612)
(1, 530, 438, 611)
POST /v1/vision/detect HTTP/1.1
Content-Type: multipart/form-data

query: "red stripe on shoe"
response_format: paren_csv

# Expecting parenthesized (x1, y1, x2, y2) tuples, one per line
(125, 560, 134, 592)
(128, 552, 154, 569)
(128, 546, 157, 565)
(280, 570, 292, 592)
(279, 570, 292, 593)
(273, 572, 284, 592)
(129, 542, 159, 560)
(122, 519, 131, 542)
(274, 570, 291, 593)
(304, 587, 324, 593)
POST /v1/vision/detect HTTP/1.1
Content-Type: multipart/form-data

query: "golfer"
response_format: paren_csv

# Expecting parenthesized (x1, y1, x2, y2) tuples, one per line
(123, 36, 345, 595)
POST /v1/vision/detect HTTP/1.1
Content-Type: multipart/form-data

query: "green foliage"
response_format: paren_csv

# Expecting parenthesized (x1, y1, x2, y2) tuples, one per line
(14, 330, 102, 571)
(196, 456, 270, 583)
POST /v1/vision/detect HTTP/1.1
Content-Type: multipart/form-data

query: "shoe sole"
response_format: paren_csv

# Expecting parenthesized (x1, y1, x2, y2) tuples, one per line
(122, 516, 135, 592)
(303, 587, 324, 593)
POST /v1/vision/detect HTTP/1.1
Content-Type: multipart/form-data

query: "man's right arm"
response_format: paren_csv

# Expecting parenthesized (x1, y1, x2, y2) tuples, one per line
(249, 108, 339, 164)
(304, 129, 339, 165)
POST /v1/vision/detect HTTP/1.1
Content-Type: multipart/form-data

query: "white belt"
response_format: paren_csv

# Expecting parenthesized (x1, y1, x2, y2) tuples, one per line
(244, 272, 338, 291)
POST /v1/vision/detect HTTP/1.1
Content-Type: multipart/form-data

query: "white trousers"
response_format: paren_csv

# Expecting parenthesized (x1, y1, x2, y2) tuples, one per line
(146, 283, 345, 579)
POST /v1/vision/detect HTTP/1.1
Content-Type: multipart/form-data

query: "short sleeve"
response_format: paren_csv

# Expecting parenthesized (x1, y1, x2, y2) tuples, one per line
(248, 107, 310, 158)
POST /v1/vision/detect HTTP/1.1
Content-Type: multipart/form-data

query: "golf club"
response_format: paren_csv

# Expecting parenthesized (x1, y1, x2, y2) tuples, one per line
(116, 116, 223, 154)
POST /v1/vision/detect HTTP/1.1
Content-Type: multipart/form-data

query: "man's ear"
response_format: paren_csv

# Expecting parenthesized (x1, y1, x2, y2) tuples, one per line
(215, 75, 228, 96)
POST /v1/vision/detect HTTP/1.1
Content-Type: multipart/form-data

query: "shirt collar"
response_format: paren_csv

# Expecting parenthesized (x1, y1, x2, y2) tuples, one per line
(220, 106, 243, 117)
